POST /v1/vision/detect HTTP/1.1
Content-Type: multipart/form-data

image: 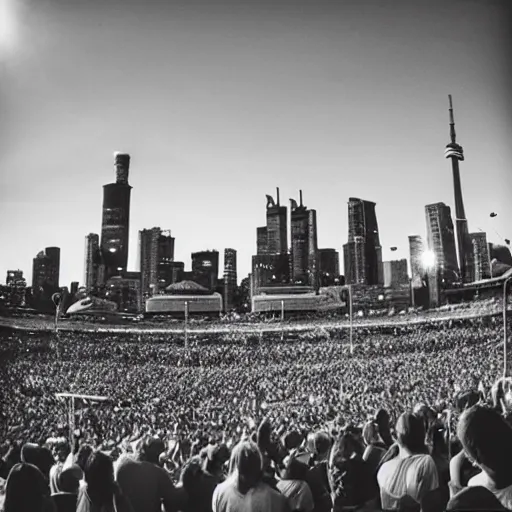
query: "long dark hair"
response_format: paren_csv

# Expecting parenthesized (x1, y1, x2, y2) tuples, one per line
(84, 451, 116, 506)
(375, 409, 394, 448)
(4, 463, 50, 512)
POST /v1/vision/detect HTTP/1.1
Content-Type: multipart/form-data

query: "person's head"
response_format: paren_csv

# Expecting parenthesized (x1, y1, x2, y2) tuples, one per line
(202, 443, 230, 475)
(84, 451, 115, 504)
(20, 443, 54, 481)
(362, 421, 383, 446)
(457, 405, 512, 479)
(330, 432, 364, 468)
(54, 441, 70, 463)
(313, 431, 331, 457)
(229, 441, 262, 491)
(396, 412, 428, 455)
(76, 444, 93, 472)
(4, 463, 50, 512)
(140, 436, 165, 465)
(58, 465, 81, 493)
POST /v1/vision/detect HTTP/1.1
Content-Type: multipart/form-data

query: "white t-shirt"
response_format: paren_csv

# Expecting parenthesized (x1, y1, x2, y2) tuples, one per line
(212, 475, 289, 512)
(377, 454, 439, 510)
(469, 470, 512, 509)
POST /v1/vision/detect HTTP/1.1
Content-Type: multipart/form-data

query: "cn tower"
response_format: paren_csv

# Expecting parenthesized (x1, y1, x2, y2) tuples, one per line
(445, 95, 470, 282)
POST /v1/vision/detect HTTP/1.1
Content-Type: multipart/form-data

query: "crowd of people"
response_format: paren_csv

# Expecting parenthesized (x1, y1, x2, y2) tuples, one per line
(1, 313, 512, 510)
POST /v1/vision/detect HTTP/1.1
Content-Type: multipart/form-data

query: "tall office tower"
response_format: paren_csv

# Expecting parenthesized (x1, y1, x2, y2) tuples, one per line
(192, 250, 219, 291)
(223, 248, 237, 311)
(6, 270, 24, 286)
(266, 188, 287, 255)
(343, 198, 383, 285)
(408, 235, 425, 288)
(257, 227, 268, 255)
(84, 233, 103, 291)
(425, 202, 459, 284)
(32, 247, 60, 293)
(383, 259, 409, 288)
(289, 191, 318, 287)
(318, 248, 339, 287)
(445, 95, 472, 282)
(469, 232, 490, 281)
(100, 153, 132, 280)
(6, 270, 26, 306)
(139, 227, 175, 297)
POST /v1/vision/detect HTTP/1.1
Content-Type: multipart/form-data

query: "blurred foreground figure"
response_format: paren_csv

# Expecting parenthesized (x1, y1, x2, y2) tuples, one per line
(212, 441, 290, 512)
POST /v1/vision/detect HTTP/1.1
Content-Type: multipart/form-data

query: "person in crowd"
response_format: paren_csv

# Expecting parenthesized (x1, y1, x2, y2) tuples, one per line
(277, 452, 314, 512)
(457, 404, 512, 509)
(0, 444, 21, 480)
(76, 450, 133, 512)
(212, 440, 290, 512)
(51, 465, 81, 512)
(446, 485, 506, 511)
(305, 432, 332, 512)
(21, 443, 55, 484)
(115, 436, 181, 512)
(178, 455, 215, 512)
(375, 409, 394, 448)
(329, 432, 377, 511)
(3, 462, 55, 512)
(362, 420, 387, 476)
(377, 412, 439, 509)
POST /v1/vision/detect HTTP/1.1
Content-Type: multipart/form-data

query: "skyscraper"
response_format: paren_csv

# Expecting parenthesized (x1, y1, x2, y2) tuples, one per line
(265, 188, 287, 255)
(192, 250, 219, 291)
(318, 248, 339, 287)
(425, 202, 459, 284)
(469, 232, 490, 281)
(343, 198, 383, 285)
(32, 247, 60, 294)
(139, 227, 175, 298)
(383, 260, 409, 288)
(445, 95, 472, 282)
(408, 235, 425, 288)
(100, 153, 132, 280)
(290, 191, 318, 287)
(84, 233, 102, 291)
(223, 248, 237, 311)
(6, 270, 26, 307)
(257, 227, 268, 255)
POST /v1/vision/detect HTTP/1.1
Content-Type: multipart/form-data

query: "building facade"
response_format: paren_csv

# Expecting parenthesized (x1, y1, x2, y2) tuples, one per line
(383, 259, 409, 288)
(257, 227, 268, 255)
(5, 270, 26, 306)
(425, 202, 460, 285)
(343, 198, 383, 286)
(105, 271, 141, 313)
(469, 232, 490, 281)
(100, 153, 132, 280)
(251, 254, 291, 294)
(223, 248, 237, 311)
(32, 247, 60, 294)
(191, 251, 219, 292)
(84, 233, 103, 291)
(408, 235, 425, 289)
(265, 189, 287, 255)
(319, 249, 339, 287)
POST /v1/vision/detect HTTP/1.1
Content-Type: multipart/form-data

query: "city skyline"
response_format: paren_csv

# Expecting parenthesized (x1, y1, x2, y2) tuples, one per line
(1, 0, 511, 286)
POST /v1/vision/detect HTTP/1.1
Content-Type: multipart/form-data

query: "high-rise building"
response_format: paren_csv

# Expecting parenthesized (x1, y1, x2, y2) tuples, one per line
(425, 202, 459, 284)
(289, 191, 318, 288)
(84, 233, 102, 291)
(265, 188, 287, 255)
(139, 227, 175, 298)
(251, 254, 291, 293)
(408, 235, 425, 289)
(223, 248, 237, 311)
(168, 262, 185, 285)
(383, 259, 409, 288)
(343, 198, 383, 285)
(100, 153, 132, 280)
(105, 271, 141, 313)
(5, 270, 26, 307)
(32, 247, 60, 294)
(469, 232, 490, 281)
(192, 251, 219, 291)
(257, 227, 268, 255)
(445, 95, 472, 282)
(318, 249, 339, 287)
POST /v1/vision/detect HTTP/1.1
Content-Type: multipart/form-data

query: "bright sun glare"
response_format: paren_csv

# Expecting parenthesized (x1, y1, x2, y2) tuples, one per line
(421, 250, 436, 269)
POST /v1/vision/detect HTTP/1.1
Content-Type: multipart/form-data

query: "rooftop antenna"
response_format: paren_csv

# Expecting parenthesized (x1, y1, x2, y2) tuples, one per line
(276, 187, 280, 206)
(299, 190, 303, 207)
(448, 94, 456, 144)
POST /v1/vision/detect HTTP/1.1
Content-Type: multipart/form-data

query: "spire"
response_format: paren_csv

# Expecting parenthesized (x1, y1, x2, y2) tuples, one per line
(448, 94, 456, 144)
(299, 190, 303, 207)
(276, 187, 280, 206)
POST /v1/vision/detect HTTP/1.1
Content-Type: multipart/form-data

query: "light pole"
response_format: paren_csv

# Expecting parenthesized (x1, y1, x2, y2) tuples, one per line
(503, 276, 512, 378)
(280, 300, 284, 342)
(52, 292, 62, 334)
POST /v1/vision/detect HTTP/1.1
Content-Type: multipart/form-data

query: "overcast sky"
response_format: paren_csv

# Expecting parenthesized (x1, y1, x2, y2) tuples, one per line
(1, 0, 511, 287)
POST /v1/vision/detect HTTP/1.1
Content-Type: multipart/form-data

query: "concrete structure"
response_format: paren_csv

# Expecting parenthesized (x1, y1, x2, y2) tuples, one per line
(343, 198, 383, 285)
(408, 235, 425, 289)
(425, 202, 460, 285)
(139, 227, 175, 298)
(105, 271, 141, 313)
(100, 153, 132, 280)
(257, 227, 268, 255)
(146, 294, 223, 316)
(445, 95, 472, 283)
(191, 250, 219, 292)
(251, 254, 290, 294)
(319, 248, 340, 287)
(223, 248, 237, 311)
(32, 247, 60, 294)
(383, 259, 409, 288)
(469, 232, 491, 281)
(265, 188, 288, 255)
(289, 191, 318, 288)
(84, 233, 102, 291)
